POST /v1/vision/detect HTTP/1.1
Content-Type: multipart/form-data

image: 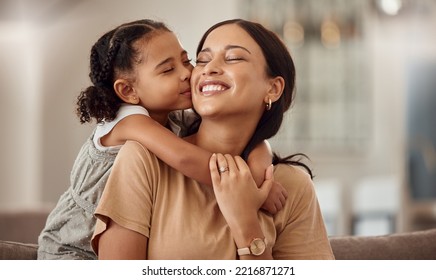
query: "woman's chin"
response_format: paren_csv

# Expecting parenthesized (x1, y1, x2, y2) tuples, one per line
(193, 103, 218, 118)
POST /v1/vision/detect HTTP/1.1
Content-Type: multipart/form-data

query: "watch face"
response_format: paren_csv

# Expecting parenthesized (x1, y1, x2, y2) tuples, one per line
(250, 238, 266, 256)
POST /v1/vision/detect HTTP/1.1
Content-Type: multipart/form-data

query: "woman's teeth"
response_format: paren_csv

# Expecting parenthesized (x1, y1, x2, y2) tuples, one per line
(201, 84, 227, 92)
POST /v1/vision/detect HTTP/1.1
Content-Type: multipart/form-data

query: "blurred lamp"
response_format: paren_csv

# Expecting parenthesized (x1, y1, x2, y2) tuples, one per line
(375, 0, 403, 16)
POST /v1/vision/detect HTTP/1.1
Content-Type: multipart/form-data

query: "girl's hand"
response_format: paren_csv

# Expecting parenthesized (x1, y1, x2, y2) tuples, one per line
(209, 153, 273, 229)
(261, 180, 288, 215)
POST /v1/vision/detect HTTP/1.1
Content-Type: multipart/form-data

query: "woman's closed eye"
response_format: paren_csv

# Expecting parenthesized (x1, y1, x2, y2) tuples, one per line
(195, 57, 243, 66)
(183, 59, 192, 66)
(195, 58, 209, 66)
(225, 56, 244, 62)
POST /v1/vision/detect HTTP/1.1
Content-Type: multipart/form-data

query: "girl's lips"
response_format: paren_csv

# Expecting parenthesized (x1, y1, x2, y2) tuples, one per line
(180, 88, 192, 97)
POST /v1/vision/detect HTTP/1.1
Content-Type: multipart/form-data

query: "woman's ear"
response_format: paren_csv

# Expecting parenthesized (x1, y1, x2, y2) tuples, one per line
(265, 76, 285, 104)
(113, 79, 139, 104)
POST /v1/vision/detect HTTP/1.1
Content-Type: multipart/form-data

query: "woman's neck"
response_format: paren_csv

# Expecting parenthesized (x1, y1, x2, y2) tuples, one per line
(186, 118, 256, 156)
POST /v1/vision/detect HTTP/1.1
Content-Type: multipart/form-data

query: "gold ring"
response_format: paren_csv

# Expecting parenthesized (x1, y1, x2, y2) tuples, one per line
(219, 166, 229, 173)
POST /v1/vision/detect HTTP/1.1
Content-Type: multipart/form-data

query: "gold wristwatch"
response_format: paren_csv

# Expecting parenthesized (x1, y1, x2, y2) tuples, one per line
(237, 238, 266, 256)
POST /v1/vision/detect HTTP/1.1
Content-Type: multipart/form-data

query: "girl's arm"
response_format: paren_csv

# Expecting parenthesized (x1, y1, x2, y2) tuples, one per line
(246, 140, 273, 187)
(247, 141, 288, 214)
(102, 114, 213, 186)
(103, 113, 287, 214)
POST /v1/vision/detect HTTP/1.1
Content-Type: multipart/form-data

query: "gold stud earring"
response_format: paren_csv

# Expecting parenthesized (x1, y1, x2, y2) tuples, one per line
(265, 98, 272, 111)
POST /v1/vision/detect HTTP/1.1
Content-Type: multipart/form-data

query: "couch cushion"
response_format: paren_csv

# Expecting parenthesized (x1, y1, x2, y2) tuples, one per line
(330, 229, 436, 260)
(0, 209, 50, 244)
(0, 240, 38, 260)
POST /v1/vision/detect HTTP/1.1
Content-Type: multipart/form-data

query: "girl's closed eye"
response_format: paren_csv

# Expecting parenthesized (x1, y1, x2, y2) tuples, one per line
(162, 66, 175, 73)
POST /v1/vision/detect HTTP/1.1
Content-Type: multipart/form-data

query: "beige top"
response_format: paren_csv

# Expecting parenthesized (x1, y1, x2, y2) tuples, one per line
(92, 141, 334, 260)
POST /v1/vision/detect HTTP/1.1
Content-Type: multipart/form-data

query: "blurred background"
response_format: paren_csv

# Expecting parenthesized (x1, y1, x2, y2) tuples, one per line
(1, 0, 435, 238)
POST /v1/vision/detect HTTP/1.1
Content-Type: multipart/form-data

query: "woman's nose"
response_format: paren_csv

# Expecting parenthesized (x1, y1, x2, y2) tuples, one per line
(202, 59, 223, 76)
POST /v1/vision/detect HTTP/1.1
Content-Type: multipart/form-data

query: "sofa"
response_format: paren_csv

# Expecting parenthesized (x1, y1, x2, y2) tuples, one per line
(1, 209, 436, 260)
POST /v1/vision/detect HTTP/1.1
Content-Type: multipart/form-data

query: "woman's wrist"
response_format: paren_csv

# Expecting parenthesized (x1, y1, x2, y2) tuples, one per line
(230, 216, 273, 259)
(227, 212, 265, 248)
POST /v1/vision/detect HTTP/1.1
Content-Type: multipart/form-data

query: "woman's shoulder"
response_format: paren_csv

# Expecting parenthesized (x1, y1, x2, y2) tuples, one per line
(121, 140, 155, 153)
(273, 163, 314, 194)
(117, 140, 160, 165)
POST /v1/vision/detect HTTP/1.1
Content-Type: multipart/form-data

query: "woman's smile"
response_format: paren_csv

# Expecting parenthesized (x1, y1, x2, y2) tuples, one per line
(198, 80, 230, 96)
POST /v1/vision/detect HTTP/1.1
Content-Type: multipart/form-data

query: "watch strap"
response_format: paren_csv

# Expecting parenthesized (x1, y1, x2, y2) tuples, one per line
(237, 247, 251, 256)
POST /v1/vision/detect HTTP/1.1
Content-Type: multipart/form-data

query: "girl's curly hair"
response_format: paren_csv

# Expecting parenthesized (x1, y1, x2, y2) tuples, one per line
(76, 19, 170, 124)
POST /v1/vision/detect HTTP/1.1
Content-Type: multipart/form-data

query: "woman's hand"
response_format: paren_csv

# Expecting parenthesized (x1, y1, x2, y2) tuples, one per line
(209, 153, 273, 235)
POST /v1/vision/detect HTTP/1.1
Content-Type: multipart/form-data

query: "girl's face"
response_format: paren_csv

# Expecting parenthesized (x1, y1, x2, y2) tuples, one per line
(132, 31, 193, 116)
(191, 24, 271, 120)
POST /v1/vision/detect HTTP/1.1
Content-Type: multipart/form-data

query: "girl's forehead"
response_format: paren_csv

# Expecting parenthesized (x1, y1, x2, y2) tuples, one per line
(138, 32, 185, 64)
(137, 31, 178, 51)
(135, 30, 174, 48)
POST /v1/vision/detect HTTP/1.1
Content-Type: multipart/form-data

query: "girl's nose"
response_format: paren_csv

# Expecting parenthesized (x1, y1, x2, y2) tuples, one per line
(181, 66, 192, 81)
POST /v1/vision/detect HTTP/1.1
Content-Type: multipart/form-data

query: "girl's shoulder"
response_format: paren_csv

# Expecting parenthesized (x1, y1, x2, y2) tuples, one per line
(117, 103, 149, 117)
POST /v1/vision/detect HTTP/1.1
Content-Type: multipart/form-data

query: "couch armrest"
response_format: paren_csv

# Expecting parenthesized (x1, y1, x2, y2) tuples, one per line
(0, 240, 38, 260)
(329, 229, 436, 260)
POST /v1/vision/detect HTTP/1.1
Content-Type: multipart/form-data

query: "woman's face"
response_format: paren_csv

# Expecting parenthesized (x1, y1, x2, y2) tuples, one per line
(191, 24, 271, 120)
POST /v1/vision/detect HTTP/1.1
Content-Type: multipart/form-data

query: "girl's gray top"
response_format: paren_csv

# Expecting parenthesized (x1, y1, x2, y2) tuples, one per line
(37, 107, 198, 259)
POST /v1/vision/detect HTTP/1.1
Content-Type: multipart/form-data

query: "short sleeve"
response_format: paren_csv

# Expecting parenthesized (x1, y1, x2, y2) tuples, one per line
(91, 141, 159, 254)
(272, 165, 335, 260)
(94, 104, 149, 151)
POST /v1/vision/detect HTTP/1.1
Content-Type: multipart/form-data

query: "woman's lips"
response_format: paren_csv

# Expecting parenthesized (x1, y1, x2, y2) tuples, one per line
(198, 80, 230, 96)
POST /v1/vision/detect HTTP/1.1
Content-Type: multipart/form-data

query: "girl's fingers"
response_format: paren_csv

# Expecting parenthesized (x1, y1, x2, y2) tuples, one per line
(283, 189, 289, 199)
(279, 192, 287, 205)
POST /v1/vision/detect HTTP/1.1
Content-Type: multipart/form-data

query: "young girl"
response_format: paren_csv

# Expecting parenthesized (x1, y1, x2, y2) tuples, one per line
(37, 19, 286, 259)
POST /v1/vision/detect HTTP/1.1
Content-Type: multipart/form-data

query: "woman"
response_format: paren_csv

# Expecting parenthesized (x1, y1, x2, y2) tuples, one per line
(91, 19, 334, 260)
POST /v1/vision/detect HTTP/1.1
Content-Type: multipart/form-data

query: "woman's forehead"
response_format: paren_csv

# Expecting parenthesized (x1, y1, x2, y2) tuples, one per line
(202, 24, 260, 54)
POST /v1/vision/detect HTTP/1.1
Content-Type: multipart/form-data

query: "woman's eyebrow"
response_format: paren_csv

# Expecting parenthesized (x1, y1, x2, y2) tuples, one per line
(199, 45, 251, 54)
(225, 45, 251, 54)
